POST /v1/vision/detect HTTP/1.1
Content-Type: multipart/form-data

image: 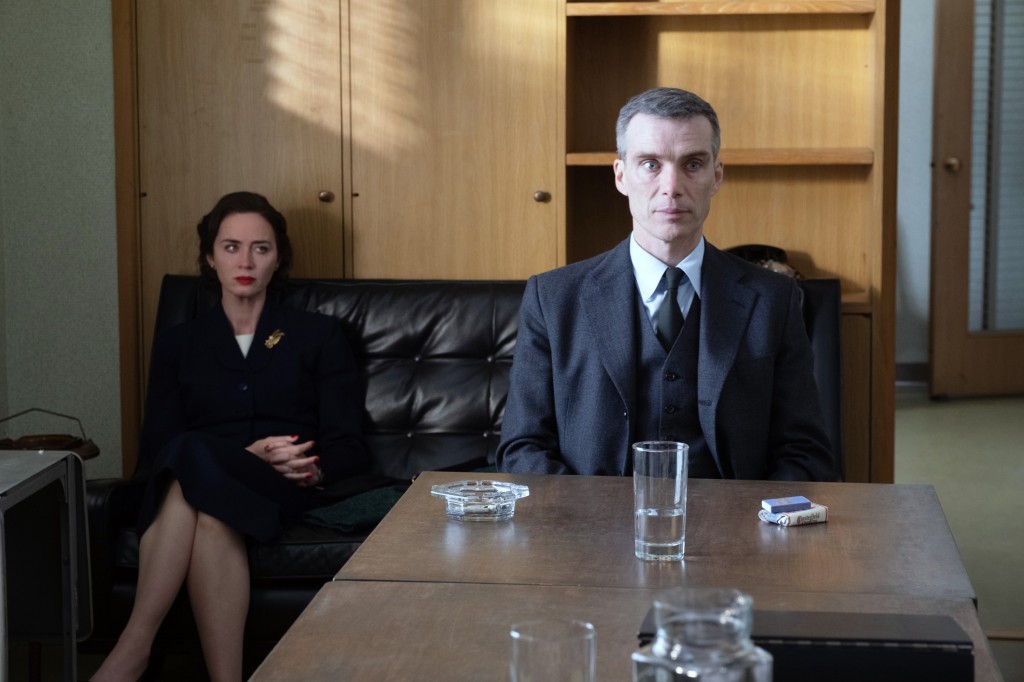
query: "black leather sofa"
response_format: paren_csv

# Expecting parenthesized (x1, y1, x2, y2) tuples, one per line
(83, 273, 842, 673)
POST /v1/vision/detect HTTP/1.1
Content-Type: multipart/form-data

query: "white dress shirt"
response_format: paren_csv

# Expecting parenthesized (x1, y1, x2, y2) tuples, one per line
(630, 235, 704, 330)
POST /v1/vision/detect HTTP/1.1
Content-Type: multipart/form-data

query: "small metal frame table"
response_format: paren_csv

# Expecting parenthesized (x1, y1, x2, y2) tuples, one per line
(0, 451, 90, 682)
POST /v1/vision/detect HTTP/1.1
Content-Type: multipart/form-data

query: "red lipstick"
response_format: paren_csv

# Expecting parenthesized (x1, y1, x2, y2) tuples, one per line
(235, 276, 256, 285)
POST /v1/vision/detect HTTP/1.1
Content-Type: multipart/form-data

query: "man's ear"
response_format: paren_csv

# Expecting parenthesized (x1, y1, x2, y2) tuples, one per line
(710, 159, 724, 197)
(613, 158, 628, 197)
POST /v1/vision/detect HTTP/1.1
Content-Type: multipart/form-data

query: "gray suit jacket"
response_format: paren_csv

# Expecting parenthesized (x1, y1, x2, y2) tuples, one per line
(496, 239, 836, 481)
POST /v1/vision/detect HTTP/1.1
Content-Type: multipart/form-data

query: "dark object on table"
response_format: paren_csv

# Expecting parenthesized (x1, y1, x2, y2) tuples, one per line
(639, 608, 973, 682)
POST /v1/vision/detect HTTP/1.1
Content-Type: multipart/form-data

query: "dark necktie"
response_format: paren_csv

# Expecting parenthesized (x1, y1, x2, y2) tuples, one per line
(655, 267, 685, 351)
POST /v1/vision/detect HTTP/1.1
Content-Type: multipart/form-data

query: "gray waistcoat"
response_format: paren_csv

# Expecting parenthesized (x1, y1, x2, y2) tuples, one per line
(634, 296, 720, 477)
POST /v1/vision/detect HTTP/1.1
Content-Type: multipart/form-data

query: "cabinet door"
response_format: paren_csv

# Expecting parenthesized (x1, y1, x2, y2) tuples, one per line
(349, 0, 560, 279)
(137, 0, 344, 364)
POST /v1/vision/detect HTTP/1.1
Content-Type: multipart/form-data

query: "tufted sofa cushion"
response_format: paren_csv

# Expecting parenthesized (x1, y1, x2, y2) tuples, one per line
(155, 276, 523, 480)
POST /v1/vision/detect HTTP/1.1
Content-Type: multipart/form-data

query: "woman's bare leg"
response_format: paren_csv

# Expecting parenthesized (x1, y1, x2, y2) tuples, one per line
(187, 512, 250, 682)
(91, 480, 197, 681)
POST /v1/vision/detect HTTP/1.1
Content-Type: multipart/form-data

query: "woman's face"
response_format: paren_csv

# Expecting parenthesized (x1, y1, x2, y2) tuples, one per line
(206, 211, 279, 302)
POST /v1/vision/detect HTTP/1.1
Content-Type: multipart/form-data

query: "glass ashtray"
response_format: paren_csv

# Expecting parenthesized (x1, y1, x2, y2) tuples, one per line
(430, 480, 530, 521)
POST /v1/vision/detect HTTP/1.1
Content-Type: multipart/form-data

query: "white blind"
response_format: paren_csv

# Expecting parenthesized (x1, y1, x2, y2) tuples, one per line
(970, 0, 1024, 330)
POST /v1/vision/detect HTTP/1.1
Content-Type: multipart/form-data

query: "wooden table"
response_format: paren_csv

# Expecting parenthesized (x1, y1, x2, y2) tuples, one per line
(251, 472, 999, 681)
(338, 472, 977, 601)
(252, 582, 1000, 681)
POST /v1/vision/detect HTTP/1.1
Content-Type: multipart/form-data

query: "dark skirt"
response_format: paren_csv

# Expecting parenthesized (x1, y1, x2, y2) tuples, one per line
(137, 431, 309, 544)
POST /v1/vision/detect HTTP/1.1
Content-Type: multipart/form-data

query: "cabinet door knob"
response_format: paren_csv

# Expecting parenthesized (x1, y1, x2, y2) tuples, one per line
(943, 157, 962, 174)
(533, 190, 551, 203)
(318, 190, 336, 203)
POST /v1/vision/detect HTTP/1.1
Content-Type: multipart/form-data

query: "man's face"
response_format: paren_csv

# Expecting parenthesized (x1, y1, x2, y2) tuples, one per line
(614, 113, 724, 260)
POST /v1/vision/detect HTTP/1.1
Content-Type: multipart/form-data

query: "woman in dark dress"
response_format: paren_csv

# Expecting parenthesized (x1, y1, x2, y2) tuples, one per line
(93, 192, 368, 682)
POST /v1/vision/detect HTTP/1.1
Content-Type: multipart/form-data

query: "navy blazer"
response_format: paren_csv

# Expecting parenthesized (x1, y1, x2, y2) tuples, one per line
(138, 299, 369, 483)
(496, 239, 836, 481)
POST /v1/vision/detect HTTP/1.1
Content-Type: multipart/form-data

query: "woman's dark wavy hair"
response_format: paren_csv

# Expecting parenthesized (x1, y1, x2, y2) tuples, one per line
(197, 191, 293, 287)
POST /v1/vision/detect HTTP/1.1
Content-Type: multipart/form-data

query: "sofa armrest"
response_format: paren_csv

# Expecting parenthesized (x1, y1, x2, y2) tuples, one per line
(86, 476, 147, 595)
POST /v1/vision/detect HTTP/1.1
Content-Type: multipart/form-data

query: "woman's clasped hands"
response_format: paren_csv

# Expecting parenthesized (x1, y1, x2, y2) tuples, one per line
(247, 435, 322, 487)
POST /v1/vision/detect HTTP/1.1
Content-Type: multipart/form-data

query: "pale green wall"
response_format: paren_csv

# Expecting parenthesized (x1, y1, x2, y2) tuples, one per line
(0, 0, 122, 478)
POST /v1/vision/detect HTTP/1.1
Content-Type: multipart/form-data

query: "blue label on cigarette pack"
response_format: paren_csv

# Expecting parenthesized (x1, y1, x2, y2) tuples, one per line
(761, 496, 812, 514)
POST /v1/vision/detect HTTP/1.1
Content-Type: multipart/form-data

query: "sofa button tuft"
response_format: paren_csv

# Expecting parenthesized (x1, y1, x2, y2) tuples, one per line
(237, 382, 249, 392)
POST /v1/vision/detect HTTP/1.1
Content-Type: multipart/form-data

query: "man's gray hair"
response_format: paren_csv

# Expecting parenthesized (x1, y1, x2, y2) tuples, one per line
(615, 88, 721, 160)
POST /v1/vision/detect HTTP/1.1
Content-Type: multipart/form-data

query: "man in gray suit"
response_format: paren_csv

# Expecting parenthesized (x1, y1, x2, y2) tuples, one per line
(496, 88, 836, 481)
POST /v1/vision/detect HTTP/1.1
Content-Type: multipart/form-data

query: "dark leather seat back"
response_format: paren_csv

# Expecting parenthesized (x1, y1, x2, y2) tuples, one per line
(798, 279, 844, 480)
(154, 275, 842, 480)
(154, 276, 526, 481)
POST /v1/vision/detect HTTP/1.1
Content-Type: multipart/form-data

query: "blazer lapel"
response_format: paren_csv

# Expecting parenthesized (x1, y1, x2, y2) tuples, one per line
(580, 239, 639, 423)
(697, 243, 756, 467)
(204, 303, 250, 372)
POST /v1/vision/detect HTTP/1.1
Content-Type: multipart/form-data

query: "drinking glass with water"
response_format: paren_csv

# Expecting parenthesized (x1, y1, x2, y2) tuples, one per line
(633, 441, 688, 561)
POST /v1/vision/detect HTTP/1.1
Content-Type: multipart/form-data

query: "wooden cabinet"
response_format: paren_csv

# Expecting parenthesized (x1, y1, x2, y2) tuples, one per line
(130, 1, 560, 371)
(115, 0, 896, 480)
(115, 0, 561, 472)
(560, 0, 898, 481)
(348, 0, 560, 279)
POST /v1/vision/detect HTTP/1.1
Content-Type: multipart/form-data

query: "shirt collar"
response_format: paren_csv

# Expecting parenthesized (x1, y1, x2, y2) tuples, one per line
(630, 235, 704, 301)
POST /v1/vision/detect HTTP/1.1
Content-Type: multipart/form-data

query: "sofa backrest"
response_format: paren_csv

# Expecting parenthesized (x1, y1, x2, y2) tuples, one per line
(154, 275, 525, 480)
(154, 274, 843, 481)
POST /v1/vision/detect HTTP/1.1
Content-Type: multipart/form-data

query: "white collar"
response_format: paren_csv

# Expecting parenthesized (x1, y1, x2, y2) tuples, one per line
(630, 236, 704, 302)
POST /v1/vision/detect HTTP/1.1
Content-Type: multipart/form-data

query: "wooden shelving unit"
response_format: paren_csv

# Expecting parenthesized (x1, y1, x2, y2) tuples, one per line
(567, 1, 877, 16)
(561, 0, 898, 481)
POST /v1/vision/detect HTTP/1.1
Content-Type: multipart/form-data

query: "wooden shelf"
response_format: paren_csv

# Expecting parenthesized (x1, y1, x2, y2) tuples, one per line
(567, 148, 875, 167)
(566, 1, 876, 17)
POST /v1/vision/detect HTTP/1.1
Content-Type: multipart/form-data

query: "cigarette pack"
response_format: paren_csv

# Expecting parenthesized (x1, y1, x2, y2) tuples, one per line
(761, 495, 812, 514)
(758, 503, 828, 526)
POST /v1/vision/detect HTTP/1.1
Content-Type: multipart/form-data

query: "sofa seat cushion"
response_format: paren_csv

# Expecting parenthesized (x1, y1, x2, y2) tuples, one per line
(114, 521, 366, 581)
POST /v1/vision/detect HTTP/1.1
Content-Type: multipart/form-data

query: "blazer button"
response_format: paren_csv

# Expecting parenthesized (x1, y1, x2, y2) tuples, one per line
(664, 372, 678, 381)
(237, 382, 249, 392)
(664, 405, 677, 414)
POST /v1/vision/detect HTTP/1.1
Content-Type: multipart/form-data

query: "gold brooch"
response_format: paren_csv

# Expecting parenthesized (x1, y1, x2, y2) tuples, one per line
(265, 329, 285, 349)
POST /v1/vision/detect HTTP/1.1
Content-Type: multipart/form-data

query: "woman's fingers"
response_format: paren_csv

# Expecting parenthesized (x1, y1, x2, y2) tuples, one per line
(252, 436, 319, 486)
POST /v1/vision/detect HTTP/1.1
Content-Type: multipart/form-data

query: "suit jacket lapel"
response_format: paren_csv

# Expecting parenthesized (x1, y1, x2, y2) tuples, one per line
(697, 243, 756, 465)
(580, 239, 638, 424)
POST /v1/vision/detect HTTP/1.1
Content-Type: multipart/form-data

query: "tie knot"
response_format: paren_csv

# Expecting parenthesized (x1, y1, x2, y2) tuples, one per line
(663, 267, 685, 290)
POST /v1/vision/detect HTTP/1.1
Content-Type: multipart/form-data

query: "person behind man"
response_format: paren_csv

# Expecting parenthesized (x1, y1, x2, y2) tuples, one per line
(496, 87, 836, 481)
